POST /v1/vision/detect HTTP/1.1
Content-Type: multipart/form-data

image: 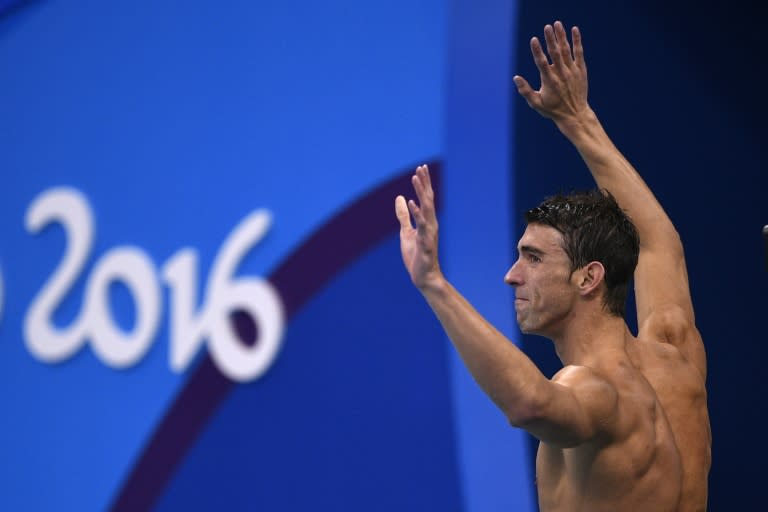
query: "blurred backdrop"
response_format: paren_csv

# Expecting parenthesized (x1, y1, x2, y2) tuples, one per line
(1, 1, 765, 511)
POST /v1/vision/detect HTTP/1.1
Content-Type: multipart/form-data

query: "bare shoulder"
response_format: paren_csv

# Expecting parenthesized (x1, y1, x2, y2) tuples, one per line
(551, 364, 636, 406)
(550, 365, 619, 424)
(554, 359, 673, 450)
(551, 364, 597, 382)
(552, 365, 616, 394)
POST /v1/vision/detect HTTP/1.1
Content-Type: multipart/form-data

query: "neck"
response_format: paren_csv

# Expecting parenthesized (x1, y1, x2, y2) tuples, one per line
(550, 306, 630, 366)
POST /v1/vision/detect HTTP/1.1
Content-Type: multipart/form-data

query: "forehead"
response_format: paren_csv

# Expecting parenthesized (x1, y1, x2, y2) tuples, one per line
(517, 223, 567, 255)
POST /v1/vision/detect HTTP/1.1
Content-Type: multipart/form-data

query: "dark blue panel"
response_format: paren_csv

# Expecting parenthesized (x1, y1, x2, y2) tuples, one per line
(514, 2, 767, 510)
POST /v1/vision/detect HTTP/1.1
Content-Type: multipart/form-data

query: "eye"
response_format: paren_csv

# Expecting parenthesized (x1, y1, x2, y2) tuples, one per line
(527, 253, 541, 263)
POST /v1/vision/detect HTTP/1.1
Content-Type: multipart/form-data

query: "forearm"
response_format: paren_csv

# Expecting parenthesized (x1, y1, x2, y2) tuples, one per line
(556, 108, 680, 248)
(419, 276, 549, 424)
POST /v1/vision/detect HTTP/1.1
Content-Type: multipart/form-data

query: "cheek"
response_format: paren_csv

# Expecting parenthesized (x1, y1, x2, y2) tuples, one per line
(532, 277, 570, 308)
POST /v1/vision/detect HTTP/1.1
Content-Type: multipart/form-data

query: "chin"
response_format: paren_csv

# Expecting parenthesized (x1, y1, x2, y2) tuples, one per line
(517, 321, 538, 335)
(517, 320, 551, 339)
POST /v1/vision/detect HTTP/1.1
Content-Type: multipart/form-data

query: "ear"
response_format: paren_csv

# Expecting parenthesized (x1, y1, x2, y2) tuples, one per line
(576, 261, 605, 297)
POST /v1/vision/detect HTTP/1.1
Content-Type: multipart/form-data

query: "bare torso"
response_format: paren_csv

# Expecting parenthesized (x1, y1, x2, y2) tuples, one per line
(536, 337, 710, 512)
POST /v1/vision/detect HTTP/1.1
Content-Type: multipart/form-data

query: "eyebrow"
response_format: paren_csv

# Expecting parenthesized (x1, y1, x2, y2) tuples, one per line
(519, 244, 546, 257)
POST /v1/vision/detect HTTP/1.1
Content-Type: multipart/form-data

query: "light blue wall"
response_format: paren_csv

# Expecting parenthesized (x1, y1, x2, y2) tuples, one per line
(0, 1, 533, 510)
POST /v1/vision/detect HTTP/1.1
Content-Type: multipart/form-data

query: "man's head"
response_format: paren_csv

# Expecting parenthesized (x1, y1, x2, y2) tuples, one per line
(505, 190, 639, 334)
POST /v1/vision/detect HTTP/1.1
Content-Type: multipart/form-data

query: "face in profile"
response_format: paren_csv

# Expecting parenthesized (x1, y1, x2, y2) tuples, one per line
(505, 223, 579, 338)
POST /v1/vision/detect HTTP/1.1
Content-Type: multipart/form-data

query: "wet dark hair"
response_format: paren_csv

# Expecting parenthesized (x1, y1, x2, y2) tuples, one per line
(525, 189, 640, 317)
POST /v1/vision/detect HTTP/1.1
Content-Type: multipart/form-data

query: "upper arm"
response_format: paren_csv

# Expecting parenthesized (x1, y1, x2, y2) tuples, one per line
(559, 110, 706, 376)
(634, 235, 707, 378)
(516, 366, 618, 448)
(634, 227, 693, 323)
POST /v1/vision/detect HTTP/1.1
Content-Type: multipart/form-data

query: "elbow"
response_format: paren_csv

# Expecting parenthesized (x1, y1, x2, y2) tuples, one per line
(504, 396, 548, 429)
(500, 379, 554, 428)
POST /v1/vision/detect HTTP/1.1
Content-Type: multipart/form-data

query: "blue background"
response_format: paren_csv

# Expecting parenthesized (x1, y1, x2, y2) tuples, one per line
(2, 1, 766, 511)
(1, 0, 531, 510)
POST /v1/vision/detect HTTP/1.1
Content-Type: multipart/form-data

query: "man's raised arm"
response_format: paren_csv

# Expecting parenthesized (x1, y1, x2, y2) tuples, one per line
(395, 165, 618, 448)
(513, 22, 706, 377)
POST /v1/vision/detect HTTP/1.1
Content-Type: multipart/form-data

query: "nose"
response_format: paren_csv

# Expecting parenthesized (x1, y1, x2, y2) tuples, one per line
(504, 260, 523, 287)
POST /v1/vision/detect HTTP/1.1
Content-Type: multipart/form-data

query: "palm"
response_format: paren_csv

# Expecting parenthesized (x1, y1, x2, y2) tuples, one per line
(395, 165, 441, 289)
(399, 221, 436, 282)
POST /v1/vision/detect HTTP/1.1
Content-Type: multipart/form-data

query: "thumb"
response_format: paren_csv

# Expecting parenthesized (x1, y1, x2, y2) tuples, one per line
(395, 195, 413, 231)
(513, 75, 538, 107)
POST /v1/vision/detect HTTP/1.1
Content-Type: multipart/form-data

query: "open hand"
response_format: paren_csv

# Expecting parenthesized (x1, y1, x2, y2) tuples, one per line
(395, 164, 442, 289)
(513, 21, 589, 124)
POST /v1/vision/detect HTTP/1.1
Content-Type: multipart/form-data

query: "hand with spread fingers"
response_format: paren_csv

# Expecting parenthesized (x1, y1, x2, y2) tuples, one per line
(395, 164, 442, 290)
(513, 21, 589, 126)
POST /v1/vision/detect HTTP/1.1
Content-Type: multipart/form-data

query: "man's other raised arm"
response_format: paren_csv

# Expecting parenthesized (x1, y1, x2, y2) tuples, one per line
(514, 22, 705, 377)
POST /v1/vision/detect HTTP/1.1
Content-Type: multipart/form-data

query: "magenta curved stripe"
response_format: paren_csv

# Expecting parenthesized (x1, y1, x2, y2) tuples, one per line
(109, 161, 442, 512)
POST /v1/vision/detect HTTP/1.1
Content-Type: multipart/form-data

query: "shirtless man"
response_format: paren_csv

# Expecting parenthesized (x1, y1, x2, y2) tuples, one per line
(395, 21, 711, 511)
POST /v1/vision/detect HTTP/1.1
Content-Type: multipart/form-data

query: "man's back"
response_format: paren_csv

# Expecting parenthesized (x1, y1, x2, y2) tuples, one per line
(535, 348, 683, 511)
(628, 337, 711, 512)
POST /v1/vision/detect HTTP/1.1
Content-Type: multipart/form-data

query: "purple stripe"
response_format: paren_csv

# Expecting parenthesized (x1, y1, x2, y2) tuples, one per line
(109, 161, 441, 512)
(0, 0, 33, 17)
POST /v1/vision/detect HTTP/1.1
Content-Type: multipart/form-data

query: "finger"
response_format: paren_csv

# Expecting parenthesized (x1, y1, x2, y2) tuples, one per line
(416, 165, 434, 204)
(412, 172, 437, 225)
(513, 75, 540, 108)
(572, 26, 586, 71)
(412, 172, 427, 205)
(554, 21, 573, 65)
(411, 174, 428, 219)
(408, 199, 426, 232)
(395, 195, 413, 231)
(530, 37, 551, 78)
(543, 24, 562, 68)
(420, 164, 433, 192)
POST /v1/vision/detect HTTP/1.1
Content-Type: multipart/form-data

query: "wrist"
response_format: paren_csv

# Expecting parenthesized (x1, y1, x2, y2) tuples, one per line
(416, 270, 448, 296)
(554, 106, 599, 141)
